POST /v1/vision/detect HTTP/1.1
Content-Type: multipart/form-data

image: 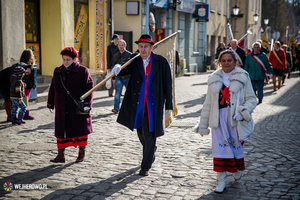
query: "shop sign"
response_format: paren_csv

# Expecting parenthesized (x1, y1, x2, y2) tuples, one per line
(156, 29, 165, 42)
(74, 5, 88, 51)
(150, 0, 169, 8)
(193, 4, 209, 22)
(161, 13, 167, 28)
(176, 0, 195, 14)
(95, 0, 105, 73)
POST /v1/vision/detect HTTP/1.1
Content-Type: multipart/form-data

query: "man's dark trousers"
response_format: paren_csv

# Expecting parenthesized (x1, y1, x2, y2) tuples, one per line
(137, 107, 156, 170)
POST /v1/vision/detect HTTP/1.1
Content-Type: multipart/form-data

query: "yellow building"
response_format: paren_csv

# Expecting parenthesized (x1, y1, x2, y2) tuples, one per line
(0, 0, 111, 78)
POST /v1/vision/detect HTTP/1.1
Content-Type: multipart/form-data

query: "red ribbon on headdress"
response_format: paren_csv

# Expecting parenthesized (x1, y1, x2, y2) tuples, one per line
(221, 87, 230, 105)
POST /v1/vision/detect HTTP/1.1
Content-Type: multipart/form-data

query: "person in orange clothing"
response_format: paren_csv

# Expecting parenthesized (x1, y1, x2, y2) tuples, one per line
(269, 41, 286, 91)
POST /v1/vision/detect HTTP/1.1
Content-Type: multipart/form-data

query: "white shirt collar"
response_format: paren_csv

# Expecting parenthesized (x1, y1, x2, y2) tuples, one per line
(143, 55, 151, 69)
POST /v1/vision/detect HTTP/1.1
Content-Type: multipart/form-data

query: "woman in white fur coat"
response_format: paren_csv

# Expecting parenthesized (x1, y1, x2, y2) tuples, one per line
(193, 50, 257, 193)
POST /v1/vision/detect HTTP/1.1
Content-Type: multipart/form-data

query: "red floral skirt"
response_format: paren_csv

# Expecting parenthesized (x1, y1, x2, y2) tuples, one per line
(213, 157, 245, 173)
(57, 135, 88, 149)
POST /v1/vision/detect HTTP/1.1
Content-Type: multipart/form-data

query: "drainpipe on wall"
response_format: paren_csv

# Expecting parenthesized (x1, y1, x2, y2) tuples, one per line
(145, 0, 150, 34)
(203, 0, 208, 71)
(245, 0, 248, 35)
(111, 0, 114, 36)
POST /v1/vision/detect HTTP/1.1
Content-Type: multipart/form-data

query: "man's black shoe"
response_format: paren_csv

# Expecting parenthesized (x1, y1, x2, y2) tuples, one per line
(257, 100, 262, 105)
(139, 169, 149, 176)
(112, 109, 119, 114)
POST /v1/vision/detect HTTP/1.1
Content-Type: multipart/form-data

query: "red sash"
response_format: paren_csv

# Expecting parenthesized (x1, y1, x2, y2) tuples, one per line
(250, 54, 268, 82)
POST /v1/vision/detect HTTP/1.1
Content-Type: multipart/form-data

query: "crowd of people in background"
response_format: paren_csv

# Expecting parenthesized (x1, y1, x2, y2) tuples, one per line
(215, 38, 300, 105)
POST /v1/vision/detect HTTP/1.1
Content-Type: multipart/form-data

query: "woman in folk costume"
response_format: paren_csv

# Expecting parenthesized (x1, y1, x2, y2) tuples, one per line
(269, 41, 286, 91)
(193, 50, 257, 193)
(47, 47, 94, 163)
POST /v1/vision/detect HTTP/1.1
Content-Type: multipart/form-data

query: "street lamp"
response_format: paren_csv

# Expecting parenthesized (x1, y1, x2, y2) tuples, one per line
(253, 13, 259, 24)
(264, 18, 269, 35)
(232, 4, 240, 17)
(264, 19, 269, 25)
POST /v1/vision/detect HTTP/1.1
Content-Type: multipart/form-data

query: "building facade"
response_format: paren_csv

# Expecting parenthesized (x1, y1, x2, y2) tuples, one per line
(113, 0, 208, 73)
(205, 0, 262, 69)
(0, 0, 262, 78)
(0, 0, 110, 78)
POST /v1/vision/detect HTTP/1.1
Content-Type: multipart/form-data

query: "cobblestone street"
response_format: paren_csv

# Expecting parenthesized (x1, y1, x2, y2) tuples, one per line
(0, 72, 299, 200)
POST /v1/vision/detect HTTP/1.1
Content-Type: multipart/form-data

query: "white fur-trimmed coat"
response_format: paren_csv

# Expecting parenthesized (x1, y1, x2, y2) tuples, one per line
(197, 67, 257, 135)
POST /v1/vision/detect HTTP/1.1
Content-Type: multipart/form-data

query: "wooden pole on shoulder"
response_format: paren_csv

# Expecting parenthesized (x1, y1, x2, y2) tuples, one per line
(80, 30, 181, 100)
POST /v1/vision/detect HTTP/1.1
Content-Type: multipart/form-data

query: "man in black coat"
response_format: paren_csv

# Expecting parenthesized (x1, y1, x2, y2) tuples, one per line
(112, 34, 173, 176)
(229, 39, 246, 68)
(106, 34, 119, 97)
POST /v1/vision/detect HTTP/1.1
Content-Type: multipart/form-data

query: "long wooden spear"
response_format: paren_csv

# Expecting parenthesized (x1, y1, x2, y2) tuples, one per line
(80, 30, 181, 100)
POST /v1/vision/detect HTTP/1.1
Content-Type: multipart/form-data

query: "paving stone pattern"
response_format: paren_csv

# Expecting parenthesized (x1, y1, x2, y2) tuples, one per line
(0, 72, 299, 200)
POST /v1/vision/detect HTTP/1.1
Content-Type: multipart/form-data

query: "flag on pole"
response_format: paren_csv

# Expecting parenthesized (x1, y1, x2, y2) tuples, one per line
(238, 37, 247, 53)
(261, 31, 270, 56)
(227, 23, 234, 41)
(153, 33, 179, 127)
(290, 36, 295, 56)
(260, 27, 264, 33)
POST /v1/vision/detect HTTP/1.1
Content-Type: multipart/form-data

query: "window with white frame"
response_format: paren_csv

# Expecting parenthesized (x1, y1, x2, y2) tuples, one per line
(211, 0, 216, 12)
(255, 0, 258, 11)
(217, 0, 222, 14)
(223, 0, 227, 16)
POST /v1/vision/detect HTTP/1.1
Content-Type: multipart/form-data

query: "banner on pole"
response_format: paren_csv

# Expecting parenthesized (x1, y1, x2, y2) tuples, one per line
(261, 31, 270, 56)
(74, 5, 88, 51)
(153, 33, 179, 127)
(95, 0, 105, 73)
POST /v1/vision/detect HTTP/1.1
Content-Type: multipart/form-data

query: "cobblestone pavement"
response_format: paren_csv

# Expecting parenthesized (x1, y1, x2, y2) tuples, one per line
(0, 71, 299, 200)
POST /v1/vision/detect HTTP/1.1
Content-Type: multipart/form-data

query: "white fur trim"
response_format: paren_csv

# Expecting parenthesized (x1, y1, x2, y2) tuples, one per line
(192, 124, 210, 135)
(197, 127, 210, 135)
(207, 67, 250, 94)
(229, 67, 250, 93)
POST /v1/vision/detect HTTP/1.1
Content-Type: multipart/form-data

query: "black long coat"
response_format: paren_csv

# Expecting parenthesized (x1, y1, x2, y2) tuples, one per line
(236, 46, 246, 67)
(117, 52, 173, 138)
(47, 62, 94, 139)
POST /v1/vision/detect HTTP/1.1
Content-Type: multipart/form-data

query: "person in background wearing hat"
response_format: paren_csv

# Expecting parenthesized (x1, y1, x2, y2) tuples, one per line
(106, 34, 119, 97)
(111, 34, 173, 176)
(47, 47, 94, 163)
(282, 44, 293, 84)
(10, 66, 27, 125)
